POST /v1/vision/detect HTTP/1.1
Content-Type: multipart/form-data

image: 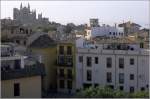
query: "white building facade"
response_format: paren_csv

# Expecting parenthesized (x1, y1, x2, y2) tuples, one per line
(76, 45, 149, 93)
(85, 26, 124, 40)
(91, 25, 124, 38)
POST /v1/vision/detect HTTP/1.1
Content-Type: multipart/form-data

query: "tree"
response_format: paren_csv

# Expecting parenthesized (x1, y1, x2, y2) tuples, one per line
(76, 86, 149, 98)
(64, 23, 76, 34)
(129, 91, 149, 98)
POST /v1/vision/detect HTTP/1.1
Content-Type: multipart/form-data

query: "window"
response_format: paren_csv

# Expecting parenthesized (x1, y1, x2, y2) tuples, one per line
(119, 86, 124, 91)
(119, 73, 124, 84)
(67, 69, 72, 79)
(87, 70, 92, 81)
(14, 83, 20, 96)
(130, 87, 134, 93)
(59, 80, 65, 88)
(67, 80, 72, 89)
(130, 74, 134, 80)
(130, 58, 134, 65)
(106, 72, 112, 83)
(140, 43, 144, 48)
(26, 29, 28, 34)
(107, 57, 112, 68)
(23, 41, 26, 45)
(119, 58, 124, 69)
(67, 46, 72, 55)
(95, 57, 98, 64)
(59, 69, 64, 77)
(113, 32, 115, 35)
(11, 29, 14, 34)
(66, 57, 73, 66)
(58, 56, 65, 65)
(94, 83, 99, 87)
(108, 85, 114, 89)
(16, 40, 20, 44)
(14, 60, 21, 69)
(141, 87, 145, 91)
(30, 29, 32, 33)
(87, 57, 92, 67)
(79, 56, 83, 63)
(59, 46, 64, 55)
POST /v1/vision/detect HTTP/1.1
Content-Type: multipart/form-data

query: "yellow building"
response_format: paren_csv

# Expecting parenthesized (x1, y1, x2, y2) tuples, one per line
(28, 34, 57, 93)
(56, 41, 76, 93)
(1, 64, 45, 98)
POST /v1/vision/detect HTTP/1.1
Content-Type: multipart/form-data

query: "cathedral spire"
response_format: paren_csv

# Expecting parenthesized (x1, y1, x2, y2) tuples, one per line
(20, 3, 22, 9)
(28, 3, 30, 9)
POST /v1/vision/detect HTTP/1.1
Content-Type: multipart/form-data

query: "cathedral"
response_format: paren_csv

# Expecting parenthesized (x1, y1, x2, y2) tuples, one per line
(13, 3, 49, 26)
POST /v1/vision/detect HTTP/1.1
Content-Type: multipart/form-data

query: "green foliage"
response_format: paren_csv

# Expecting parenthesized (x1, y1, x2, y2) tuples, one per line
(64, 23, 76, 34)
(76, 86, 149, 98)
(129, 91, 149, 98)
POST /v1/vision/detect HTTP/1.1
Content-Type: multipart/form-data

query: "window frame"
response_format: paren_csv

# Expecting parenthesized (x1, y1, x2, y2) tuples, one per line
(59, 46, 64, 55)
(79, 56, 83, 63)
(130, 58, 134, 65)
(119, 58, 124, 69)
(59, 80, 65, 89)
(87, 57, 92, 67)
(130, 86, 134, 93)
(130, 74, 134, 80)
(119, 73, 124, 84)
(106, 72, 112, 83)
(87, 70, 92, 81)
(67, 46, 72, 55)
(14, 83, 20, 96)
(95, 57, 98, 64)
(106, 57, 112, 68)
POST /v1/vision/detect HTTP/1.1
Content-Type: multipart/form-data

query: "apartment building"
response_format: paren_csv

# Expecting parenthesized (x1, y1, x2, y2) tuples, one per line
(56, 41, 76, 93)
(118, 21, 141, 36)
(76, 43, 149, 93)
(28, 33, 57, 92)
(85, 25, 124, 40)
(1, 43, 45, 98)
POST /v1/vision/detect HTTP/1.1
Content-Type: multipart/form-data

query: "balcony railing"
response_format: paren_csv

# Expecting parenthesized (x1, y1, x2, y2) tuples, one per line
(57, 56, 73, 67)
(57, 74, 73, 79)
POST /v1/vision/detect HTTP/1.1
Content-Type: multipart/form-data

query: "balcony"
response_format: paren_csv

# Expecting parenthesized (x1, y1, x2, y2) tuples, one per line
(57, 56, 73, 67)
(57, 74, 73, 79)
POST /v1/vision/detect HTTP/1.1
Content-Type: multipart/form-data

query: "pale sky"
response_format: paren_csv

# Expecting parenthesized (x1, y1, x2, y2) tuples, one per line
(1, 1, 150, 28)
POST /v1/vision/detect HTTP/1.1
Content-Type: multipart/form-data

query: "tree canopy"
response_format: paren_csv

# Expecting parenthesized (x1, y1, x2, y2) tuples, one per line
(76, 86, 149, 98)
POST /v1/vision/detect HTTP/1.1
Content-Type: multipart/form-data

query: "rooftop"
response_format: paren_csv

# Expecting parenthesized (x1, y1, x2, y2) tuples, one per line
(29, 34, 57, 48)
(1, 63, 45, 80)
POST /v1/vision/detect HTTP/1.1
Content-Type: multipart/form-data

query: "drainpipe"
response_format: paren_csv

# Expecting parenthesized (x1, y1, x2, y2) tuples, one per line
(82, 54, 84, 89)
(137, 53, 139, 91)
(114, 51, 117, 90)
